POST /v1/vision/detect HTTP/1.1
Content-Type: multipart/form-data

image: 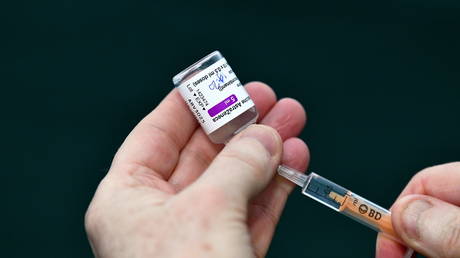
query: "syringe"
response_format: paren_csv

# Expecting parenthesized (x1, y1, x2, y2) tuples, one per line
(277, 165, 401, 243)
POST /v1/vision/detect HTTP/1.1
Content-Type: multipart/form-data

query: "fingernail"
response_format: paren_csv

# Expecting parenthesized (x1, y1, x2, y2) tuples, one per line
(401, 199, 432, 240)
(240, 125, 279, 156)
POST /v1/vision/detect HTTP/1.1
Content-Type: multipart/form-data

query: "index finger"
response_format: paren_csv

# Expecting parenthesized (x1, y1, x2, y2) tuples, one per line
(376, 162, 460, 257)
(395, 162, 460, 206)
(113, 89, 198, 179)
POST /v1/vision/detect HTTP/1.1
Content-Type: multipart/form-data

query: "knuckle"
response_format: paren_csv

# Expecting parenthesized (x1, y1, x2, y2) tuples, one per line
(145, 122, 181, 152)
(220, 149, 267, 179)
(180, 145, 216, 169)
(225, 136, 271, 171)
(250, 202, 278, 229)
(84, 178, 113, 237)
(115, 124, 180, 176)
(84, 203, 100, 236)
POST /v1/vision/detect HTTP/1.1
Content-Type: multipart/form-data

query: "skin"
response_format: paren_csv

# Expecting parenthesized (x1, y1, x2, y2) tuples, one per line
(86, 80, 460, 257)
(85, 82, 310, 258)
(376, 162, 460, 258)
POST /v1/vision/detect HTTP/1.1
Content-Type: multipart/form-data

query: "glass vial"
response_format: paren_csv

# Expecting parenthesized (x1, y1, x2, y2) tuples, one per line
(173, 51, 258, 144)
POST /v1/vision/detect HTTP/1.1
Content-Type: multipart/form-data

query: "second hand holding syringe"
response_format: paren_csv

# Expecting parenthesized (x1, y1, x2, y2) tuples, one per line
(277, 165, 401, 243)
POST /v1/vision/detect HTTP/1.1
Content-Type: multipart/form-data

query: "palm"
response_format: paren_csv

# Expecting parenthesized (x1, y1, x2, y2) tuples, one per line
(106, 82, 309, 257)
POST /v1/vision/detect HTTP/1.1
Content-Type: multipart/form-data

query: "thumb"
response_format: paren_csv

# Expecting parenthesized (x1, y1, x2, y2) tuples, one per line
(392, 194, 460, 258)
(193, 124, 282, 204)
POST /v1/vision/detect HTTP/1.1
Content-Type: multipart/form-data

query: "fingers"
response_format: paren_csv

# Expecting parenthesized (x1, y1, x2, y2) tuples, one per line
(168, 82, 277, 190)
(248, 138, 309, 257)
(113, 89, 198, 179)
(246, 82, 277, 120)
(245, 98, 307, 256)
(391, 194, 460, 258)
(264, 137, 309, 194)
(189, 125, 283, 204)
(396, 162, 460, 206)
(375, 234, 407, 258)
(260, 98, 306, 140)
(168, 129, 222, 190)
(376, 162, 460, 257)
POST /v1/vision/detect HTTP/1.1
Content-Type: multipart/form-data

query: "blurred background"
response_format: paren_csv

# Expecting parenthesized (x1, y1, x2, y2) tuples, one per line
(4, 0, 460, 257)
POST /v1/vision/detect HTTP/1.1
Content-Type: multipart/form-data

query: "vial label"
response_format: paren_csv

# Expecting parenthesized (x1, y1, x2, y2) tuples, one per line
(177, 58, 255, 134)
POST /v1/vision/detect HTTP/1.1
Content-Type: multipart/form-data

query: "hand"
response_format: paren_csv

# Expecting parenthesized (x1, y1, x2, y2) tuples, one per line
(376, 162, 460, 258)
(85, 82, 309, 258)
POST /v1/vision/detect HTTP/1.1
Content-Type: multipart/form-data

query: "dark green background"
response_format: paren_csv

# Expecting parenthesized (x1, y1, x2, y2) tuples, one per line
(5, 0, 460, 257)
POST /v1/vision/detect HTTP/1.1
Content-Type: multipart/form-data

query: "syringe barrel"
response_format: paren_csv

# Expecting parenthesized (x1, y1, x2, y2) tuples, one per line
(340, 192, 398, 241)
(301, 173, 400, 242)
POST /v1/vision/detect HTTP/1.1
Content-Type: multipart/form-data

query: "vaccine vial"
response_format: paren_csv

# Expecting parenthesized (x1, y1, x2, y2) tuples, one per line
(172, 51, 258, 144)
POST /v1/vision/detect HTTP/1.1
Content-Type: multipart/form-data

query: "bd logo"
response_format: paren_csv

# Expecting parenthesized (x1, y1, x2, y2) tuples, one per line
(359, 204, 382, 220)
